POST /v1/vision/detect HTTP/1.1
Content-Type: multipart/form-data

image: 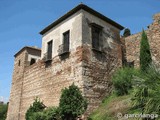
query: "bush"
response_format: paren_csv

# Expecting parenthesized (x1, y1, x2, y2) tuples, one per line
(26, 84, 87, 120)
(28, 107, 60, 120)
(59, 83, 88, 120)
(132, 65, 160, 115)
(43, 107, 60, 120)
(112, 67, 138, 96)
(29, 112, 46, 120)
(25, 97, 46, 120)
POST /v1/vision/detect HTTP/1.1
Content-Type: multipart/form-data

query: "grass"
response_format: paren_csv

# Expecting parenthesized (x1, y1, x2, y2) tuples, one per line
(89, 93, 132, 120)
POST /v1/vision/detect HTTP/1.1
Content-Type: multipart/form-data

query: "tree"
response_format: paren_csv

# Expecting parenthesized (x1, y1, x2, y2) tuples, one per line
(25, 97, 46, 120)
(59, 84, 88, 120)
(123, 28, 131, 37)
(0, 103, 8, 120)
(140, 30, 152, 71)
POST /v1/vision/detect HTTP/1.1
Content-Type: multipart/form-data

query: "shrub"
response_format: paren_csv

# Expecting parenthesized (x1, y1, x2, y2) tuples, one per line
(112, 67, 138, 96)
(29, 112, 46, 120)
(140, 30, 152, 71)
(43, 107, 60, 120)
(59, 83, 88, 120)
(132, 65, 160, 115)
(28, 107, 60, 120)
(25, 97, 46, 120)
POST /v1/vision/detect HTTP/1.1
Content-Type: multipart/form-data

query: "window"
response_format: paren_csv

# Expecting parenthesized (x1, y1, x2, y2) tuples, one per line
(63, 30, 70, 52)
(58, 30, 70, 56)
(30, 58, 36, 65)
(91, 23, 103, 51)
(18, 60, 21, 66)
(47, 40, 53, 60)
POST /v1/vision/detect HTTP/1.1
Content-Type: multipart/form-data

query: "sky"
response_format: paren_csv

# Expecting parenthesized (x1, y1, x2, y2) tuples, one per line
(0, 0, 160, 103)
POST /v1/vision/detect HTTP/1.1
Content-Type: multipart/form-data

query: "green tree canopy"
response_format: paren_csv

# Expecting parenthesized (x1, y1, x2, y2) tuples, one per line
(0, 103, 8, 120)
(59, 83, 88, 120)
(25, 97, 46, 120)
(123, 28, 131, 37)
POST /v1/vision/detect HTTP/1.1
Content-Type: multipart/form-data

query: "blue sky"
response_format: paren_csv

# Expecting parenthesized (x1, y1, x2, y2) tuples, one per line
(0, 0, 160, 102)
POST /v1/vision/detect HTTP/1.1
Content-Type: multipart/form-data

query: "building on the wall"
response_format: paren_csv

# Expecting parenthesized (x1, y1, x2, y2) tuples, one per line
(7, 3, 160, 120)
(7, 4, 124, 120)
(7, 4, 123, 120)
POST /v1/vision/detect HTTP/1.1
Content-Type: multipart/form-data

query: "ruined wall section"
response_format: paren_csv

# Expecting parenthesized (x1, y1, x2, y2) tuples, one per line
(125, 13, 160, 67)
(81, 10, 122, 113)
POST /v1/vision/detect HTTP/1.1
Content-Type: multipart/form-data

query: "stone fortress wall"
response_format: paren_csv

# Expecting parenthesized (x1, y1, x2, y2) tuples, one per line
(7, 4, 160, 120)
(124, 13, 160, 67)
(7, 6, 122, 119)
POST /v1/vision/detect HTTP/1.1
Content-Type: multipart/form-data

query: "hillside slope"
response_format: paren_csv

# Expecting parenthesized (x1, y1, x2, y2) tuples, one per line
(89, 94, 132, 120)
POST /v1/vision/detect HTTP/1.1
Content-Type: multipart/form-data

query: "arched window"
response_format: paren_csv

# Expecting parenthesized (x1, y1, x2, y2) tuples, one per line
(30, 58, 36, 65)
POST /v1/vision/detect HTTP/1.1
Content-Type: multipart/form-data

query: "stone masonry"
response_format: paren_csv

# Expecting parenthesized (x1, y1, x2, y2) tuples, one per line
(124, 13, 160, 67)
(7, 4, 160, 120)
(7, 4, 123, 120)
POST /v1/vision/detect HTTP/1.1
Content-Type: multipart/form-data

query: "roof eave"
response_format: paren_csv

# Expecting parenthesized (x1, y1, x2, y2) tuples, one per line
(14, 46, 41, 57)
(39, 4, 124, 35)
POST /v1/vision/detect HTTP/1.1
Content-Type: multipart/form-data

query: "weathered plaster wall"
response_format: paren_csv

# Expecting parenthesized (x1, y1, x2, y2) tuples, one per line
(41, 10, 83, 59)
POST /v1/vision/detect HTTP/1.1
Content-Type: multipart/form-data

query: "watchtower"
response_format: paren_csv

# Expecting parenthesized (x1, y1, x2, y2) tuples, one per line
(7, 46, 41, 120)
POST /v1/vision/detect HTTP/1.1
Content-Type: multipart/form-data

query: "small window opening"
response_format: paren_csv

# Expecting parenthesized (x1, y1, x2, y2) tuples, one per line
(47, 40, 53, 60)
(30, 58, 36, 65)
(63, 30, 70, 52)
(18, 60, 21, 66)
(91, 24, 103, 51)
